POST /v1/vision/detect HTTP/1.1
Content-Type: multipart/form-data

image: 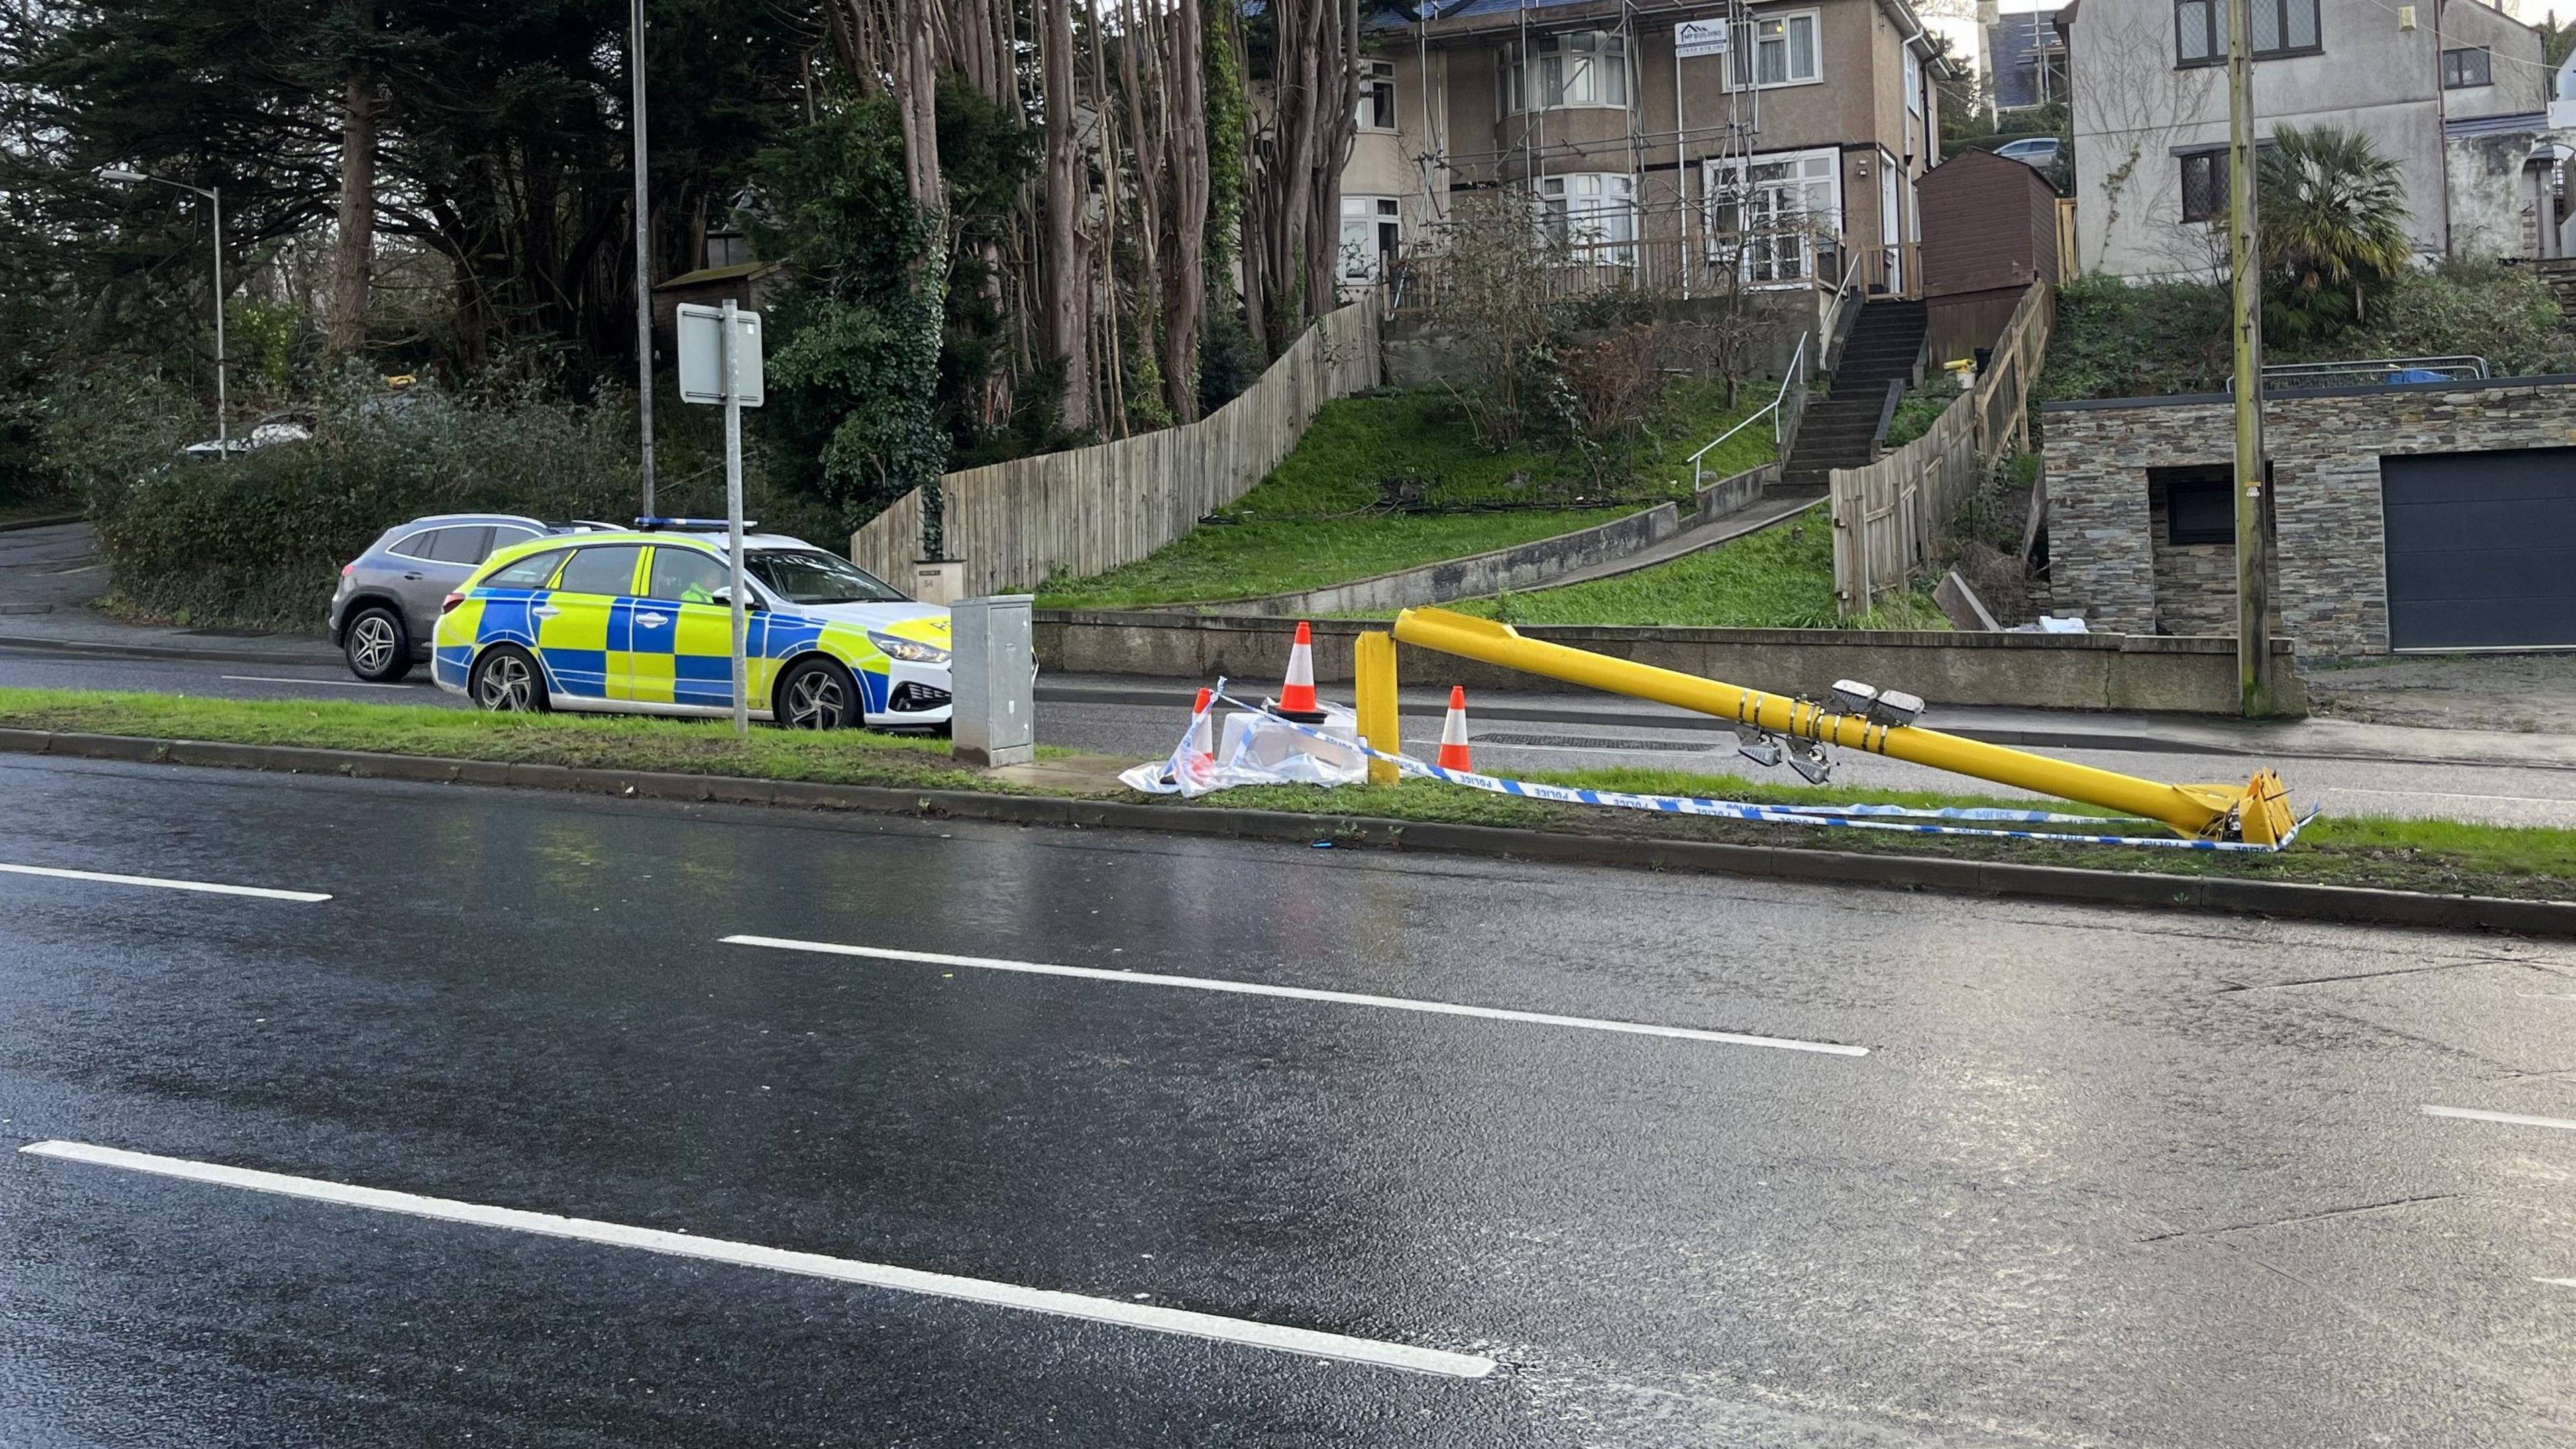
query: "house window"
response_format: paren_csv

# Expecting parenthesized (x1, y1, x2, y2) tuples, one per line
(2176, 0, 2317, 65)
(1538, 174, 1638, 262)
(1904, 45, 1923, 115)
(2156, 467, 2238, 545)
(1339, 195, 1402, 282)
(1727, 11, 1821, 89)
(1357, 59, 1397, 129)
(2179, 148, 2228, 222)
(704, 230, 749, 268)
(2443, 46, 2491, 88)
(1710, 148, 1841, 283)
(1499, 31, 1629, 113)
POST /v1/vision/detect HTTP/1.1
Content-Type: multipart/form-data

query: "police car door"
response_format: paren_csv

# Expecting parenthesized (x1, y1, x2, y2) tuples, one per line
(538, 544, 644, 702)
(631, 544, 739, 709)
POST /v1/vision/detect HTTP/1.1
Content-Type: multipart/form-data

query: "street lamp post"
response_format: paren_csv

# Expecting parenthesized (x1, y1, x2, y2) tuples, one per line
(629, 0, 656, 517)
(100, 167, 227, 458)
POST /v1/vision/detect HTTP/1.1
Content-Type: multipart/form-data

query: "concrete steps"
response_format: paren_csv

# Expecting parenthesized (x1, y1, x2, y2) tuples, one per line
(1779, 299, 1928, 490)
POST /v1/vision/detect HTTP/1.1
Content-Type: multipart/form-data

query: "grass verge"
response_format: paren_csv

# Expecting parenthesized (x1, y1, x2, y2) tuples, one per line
(0, 689, 1026, 792)
(1, 688, 2567, 903)
(1037, 382, 1774, 610)
(1416, 508, 1950, 630)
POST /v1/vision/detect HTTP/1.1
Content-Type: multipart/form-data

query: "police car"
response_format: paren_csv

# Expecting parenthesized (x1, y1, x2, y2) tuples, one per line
(431, 520, 953, 731)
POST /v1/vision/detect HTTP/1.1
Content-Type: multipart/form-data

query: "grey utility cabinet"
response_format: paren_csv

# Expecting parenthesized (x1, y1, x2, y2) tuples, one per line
(949, 594, 1036, 767)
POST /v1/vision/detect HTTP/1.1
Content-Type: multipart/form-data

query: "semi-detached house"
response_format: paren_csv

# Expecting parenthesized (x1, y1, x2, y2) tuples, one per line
(1338, 0, 1950, 299)
(2063, 0, 2553, 278)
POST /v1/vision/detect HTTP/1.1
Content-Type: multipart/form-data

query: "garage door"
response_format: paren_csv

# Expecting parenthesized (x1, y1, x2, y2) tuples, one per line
(2381, 447, 2576, 651)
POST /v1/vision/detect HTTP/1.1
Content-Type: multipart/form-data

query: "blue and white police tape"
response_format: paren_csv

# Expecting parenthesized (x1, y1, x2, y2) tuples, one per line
(1194, 687, 2315, 853)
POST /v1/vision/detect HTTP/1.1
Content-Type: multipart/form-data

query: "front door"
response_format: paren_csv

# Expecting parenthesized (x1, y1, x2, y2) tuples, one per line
(539, 543, 644, 701)
(629, 544, 740, 708)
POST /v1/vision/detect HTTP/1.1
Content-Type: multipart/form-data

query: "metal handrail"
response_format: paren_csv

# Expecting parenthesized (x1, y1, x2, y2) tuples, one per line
(1686, 329, 1809, 492)
(2231, 355, 2489, 390)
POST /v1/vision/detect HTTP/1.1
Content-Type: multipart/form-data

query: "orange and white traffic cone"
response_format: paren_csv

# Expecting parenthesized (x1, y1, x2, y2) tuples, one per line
(1269, 621, 1327, 722)
(1437, 686, 1474, 771)
(1185, 687, 1216, 767)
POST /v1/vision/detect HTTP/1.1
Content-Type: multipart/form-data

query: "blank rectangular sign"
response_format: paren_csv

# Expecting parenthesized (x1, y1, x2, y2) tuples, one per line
(676, 304, 765, 408)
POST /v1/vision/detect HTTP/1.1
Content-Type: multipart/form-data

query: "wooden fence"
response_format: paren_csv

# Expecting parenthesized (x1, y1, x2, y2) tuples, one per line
(1829, 282, 2054, 616)
(850, 303, 1381, 597)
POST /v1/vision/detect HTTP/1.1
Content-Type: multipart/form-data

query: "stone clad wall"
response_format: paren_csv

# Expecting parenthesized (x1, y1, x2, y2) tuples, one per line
(2042, 378, 2576, 655)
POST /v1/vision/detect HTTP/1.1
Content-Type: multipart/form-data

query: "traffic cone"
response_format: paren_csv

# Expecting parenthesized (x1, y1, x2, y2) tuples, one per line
(1437, 686, 1474, 771)
(1185, 687, 1216, 767)
(1269, 621, 1327, 722)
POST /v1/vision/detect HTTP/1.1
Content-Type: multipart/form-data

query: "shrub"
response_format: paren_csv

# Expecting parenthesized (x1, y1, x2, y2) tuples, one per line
(58, 367, 843, 630)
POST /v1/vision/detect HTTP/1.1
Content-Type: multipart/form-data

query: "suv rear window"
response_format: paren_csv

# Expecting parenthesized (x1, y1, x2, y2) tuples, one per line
(485, 548, 569, 589)
(423, 526, 493, 564)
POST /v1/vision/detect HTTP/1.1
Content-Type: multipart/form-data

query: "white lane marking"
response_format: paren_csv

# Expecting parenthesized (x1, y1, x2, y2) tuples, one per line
(2538, 1277, 2576, 1289)
(0, 862, 331, 902)
(19, 1140, 1495, 1379)
(2324, 787, 2576, 806)
(722, 935, 1868, 1057)
(221, 674, 415, 690)
(2422, 1106, 2576, 1133)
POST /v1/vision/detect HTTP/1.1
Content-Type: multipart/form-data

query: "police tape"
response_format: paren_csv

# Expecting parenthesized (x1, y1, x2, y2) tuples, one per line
(1186, 688, 2314, 854)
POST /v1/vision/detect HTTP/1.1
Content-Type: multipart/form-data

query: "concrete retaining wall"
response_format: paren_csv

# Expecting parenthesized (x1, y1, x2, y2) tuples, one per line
(1037, 610, 2309, 715)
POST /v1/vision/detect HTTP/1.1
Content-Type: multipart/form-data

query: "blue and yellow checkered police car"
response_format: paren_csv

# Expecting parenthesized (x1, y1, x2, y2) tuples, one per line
(431, 521, 954, 731)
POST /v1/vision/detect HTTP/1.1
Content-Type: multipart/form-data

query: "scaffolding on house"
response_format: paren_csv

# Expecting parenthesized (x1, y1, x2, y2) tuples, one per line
(1389, 0, 1805, 304)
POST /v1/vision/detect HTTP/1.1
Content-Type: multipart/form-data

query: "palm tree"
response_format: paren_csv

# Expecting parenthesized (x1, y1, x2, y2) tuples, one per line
(2257, 125, 2412, 335)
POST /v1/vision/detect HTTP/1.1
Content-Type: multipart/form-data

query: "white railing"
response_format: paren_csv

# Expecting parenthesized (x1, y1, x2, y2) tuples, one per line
(2235, 355, 2489, 390)
(1687, 329, 1809, 492)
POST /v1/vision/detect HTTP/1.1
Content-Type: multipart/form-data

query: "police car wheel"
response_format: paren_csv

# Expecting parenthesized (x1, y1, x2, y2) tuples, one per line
(469, 645, 548, 713)
(775, 657, 858, 730)
(343, 606, 413, 683)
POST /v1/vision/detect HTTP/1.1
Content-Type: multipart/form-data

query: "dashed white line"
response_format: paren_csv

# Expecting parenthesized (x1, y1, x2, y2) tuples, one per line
(221, 674, 415, 690)
(722, 935, 1868, 1057)
(18, 1140, 1495, 1379)
(2421, 1105, 2576, 1133)
(0, 862, 331, 902)
(2538, 1277, 2576, 1289)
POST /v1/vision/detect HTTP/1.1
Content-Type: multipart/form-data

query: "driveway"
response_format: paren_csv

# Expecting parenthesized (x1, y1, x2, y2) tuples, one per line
(2304, 652, 2576, 733)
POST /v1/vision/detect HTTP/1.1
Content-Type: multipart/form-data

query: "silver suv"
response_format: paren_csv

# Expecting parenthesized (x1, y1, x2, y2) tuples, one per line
(329, 514, 600, 681)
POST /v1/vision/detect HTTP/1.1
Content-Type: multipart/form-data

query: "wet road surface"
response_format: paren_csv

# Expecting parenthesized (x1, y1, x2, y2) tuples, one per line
(1, 754, 2572, 1445)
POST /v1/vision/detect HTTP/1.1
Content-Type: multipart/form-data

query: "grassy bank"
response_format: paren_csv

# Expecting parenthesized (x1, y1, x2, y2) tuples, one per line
(1, 688, 2567, 902)
(0, 689, 1014, 792)
(1413, 507, 1948, 630)
(1036, 383, 1774, 610)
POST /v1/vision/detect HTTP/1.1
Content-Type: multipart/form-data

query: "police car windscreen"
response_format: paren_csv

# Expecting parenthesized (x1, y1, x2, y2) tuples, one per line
(747, 549, 907, 605)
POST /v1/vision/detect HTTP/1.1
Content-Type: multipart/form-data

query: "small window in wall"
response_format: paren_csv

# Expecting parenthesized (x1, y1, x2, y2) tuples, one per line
(703, 230, 749, 268)
(1357, 60, 1397, 129)
(2178, 148, 2228, 223)
(1904, 46, 1923, 115)
(2443, 46, 2491, 89)
(2176, 0, 2317, 65)
(1499, 31, 1630, 113)
(2156, 466, 2238, 545)
(1728, 11, 1821, 89)
(1339, 195, 1403, 282)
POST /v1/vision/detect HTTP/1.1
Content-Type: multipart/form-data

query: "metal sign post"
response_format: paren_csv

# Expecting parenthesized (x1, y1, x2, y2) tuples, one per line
(675, 301, 765, 738)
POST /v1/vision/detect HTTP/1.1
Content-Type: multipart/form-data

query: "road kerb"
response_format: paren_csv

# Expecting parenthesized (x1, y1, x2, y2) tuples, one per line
(1, 726, 2569, 938)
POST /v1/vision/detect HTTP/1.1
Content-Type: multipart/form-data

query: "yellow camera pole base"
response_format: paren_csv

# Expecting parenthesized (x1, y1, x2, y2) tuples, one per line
(1391, 608, 2295, 843)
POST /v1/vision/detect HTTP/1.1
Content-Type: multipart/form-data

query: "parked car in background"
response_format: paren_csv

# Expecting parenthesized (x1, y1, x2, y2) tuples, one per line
(1994, 136, 2061, 170)
(331, 515, 608, 682)
(431, 520, 955, 731)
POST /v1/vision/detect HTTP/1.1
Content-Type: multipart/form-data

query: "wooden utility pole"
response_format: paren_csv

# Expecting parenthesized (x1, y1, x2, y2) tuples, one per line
(2224, 0, 2275, 716)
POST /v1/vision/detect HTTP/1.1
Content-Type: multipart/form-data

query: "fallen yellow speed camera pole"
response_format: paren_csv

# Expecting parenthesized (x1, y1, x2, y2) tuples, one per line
(1388, 607, 2295, 844)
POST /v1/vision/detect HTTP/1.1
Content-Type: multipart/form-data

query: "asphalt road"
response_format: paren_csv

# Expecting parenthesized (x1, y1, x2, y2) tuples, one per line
(5, 643, 2576, 827)
(2, 754, 2571, 1446)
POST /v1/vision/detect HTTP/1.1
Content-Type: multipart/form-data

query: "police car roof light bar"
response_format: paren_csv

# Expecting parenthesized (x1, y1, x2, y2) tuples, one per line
(633, 516, 759, 533)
